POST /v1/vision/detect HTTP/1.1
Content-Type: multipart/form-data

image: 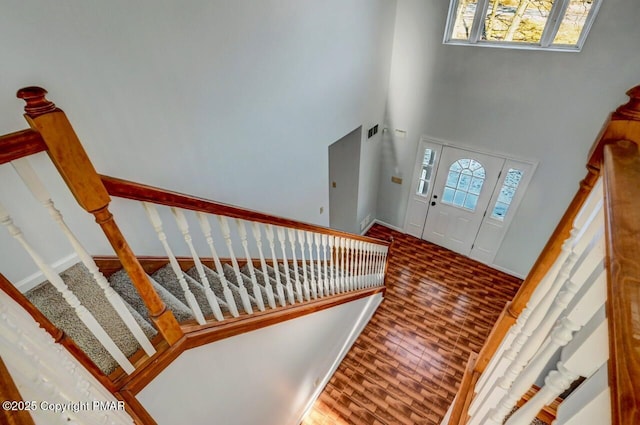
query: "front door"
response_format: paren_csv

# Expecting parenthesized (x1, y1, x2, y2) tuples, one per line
(421, 146, 504, 255)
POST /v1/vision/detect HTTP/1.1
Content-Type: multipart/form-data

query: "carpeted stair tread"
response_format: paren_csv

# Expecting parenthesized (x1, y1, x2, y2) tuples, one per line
(25, 263, 155, 375)
(109, 269, 194, 323)
(241, 264, 280, 294)
(266, 263, 301, 303)
(222, 263, 265, 309)
(185, 265, 239, 316)
(286, 261, 333, 297)
(151, 265, 214, 319)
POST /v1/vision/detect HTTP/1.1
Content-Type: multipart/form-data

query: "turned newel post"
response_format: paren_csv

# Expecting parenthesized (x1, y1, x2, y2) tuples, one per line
(16, 87, 183, 345)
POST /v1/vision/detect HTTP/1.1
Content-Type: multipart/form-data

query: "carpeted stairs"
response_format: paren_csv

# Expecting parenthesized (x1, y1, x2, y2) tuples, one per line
(24, 260, 322, 375)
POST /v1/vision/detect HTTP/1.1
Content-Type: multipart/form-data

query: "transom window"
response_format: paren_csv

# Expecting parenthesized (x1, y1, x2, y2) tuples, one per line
(444, 0, 602, 51)
(442, 159, 486, 211)
(491, 168, 523, 220)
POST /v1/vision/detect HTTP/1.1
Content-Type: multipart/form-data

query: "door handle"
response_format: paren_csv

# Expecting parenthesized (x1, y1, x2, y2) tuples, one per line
(431, 201, 436, 206)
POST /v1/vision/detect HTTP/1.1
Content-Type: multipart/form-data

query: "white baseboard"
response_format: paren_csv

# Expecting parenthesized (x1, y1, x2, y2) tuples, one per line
(361, 220, 525, 279)
(297, 294, 383, 423)
(15, 253, 80, 293)
(360, 219, 405, 235)
(488, 263, 526, 279)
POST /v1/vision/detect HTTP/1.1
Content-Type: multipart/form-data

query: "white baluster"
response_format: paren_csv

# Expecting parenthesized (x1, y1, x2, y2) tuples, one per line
(328, 236, 336, 295)
(357, 241, 364, 289)
(362, 243, 370, 287)
(0, 203, 135, 374)
(485, 215, 605, 425)
(251, 222, 276, 308)
(322, 235, 330, 296)
(374, 246, 384, 285)
(375, 246, 386, 285)
(265, 225, 287, 307)
(171, 208, 224, 321)
(305, 231, 318, 299)
(554, 363, 611, 425)
(287, 229, 306, 302)
(12, 158, 155, 356)
(196, 213, 239, 317)
(471, 231, 581, 419)
(349, 239, 357, 290)
(276, 226, 296, 304)
(340, 237, 347, 292)
(217, 216, 254, 314)
(314, 233, 324, 297)
(497, 266, 607, 422)
(381, 247, 389, 284)
(367, 243, 376, 287)
(505, 307, 609, 425)
(143, 203, 206, 325)
(354, 240, 362, 289)
(235, 220, 266, 311)
(297, 230, 312, 300)
(343, 239, 351, 291)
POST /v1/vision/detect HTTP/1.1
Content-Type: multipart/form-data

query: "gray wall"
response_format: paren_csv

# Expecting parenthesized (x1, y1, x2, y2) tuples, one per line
(378, 0, 640, 276)
(0, 0, 397, 284)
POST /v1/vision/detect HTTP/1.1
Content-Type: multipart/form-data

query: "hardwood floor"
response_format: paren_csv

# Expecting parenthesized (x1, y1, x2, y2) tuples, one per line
(301, 224, 522, 425)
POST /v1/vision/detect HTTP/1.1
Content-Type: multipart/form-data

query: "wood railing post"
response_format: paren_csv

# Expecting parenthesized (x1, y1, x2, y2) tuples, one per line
(16, 87, 182, 345)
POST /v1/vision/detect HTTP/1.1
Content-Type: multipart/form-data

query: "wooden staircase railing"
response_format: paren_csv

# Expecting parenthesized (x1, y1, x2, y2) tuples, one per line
(0, 86, 391, 404)
(446, 86, 640, 425)
(8, 87, 183, 347)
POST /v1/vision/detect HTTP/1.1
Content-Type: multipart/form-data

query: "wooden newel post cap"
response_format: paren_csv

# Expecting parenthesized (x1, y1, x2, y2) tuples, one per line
(615, 85, 640, 120)
(16, 86, 59, 117)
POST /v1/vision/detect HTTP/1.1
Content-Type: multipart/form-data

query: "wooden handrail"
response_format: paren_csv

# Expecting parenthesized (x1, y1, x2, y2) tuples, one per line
(602, 140, 640, 425)
(15, 87, 183, 346)
(0, 356, 36, 425)
(0, 129, 47, 165)
(100, 175, 391, 247)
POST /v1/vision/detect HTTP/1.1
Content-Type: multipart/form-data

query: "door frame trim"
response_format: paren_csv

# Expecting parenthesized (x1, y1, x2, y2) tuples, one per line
(404, 135, 538, 266)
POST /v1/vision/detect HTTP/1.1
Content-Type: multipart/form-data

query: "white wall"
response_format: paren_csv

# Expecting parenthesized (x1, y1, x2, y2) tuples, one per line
(378, 0, 640, 276)
(0, 0, 397, 284)
(137, 293, 382, 425)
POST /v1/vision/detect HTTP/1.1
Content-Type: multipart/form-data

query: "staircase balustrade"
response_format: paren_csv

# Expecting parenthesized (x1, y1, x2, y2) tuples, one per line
(197, 212, 240, 317)
(171, 207, 225, 321)
(130, 200, 388, 319)
(0, 203, 136, 374)
(142, 202, 207, 325)
(445, 86, 640, 425)
(10, 157, 156, 358)
(0, 86, 390, 390)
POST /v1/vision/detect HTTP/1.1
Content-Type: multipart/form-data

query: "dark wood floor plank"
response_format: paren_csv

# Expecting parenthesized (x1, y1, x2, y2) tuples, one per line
(301, 224, 521, 424)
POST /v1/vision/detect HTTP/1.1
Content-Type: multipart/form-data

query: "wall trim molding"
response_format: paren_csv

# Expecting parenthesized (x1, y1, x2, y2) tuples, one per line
(362, 219, 404, 235)
(488, 262, 526, 279)
(15, 253, 79, 293)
